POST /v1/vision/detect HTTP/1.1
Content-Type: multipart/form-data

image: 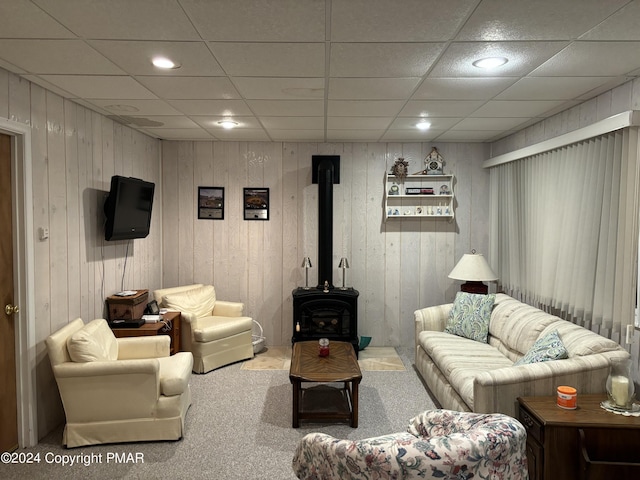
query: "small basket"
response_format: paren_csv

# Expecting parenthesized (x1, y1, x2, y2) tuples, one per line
(252, 320, 266, 354)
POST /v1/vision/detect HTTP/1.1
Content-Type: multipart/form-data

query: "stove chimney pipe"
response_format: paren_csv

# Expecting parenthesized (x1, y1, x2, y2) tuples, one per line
(312, 155, 340, 289)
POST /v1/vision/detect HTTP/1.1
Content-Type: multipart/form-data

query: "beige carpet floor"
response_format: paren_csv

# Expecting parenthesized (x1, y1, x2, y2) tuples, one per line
(241, 346, 406, 371)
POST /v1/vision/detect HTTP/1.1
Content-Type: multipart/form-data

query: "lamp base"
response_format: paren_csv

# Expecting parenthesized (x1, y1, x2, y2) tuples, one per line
(460, 281, 488, 294)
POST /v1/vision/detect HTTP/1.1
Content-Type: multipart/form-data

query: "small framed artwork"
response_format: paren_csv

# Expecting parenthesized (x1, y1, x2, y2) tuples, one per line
(198, 187, 224, 220)
(243, 187, 269, 220)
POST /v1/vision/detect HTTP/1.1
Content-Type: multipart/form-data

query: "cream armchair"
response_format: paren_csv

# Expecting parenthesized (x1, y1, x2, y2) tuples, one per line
(153, 284, 254, 373)
(46, 318, 193, 448)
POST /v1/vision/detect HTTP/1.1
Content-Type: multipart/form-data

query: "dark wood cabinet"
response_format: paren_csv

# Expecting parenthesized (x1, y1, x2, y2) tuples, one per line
(517, 395, 640, 480)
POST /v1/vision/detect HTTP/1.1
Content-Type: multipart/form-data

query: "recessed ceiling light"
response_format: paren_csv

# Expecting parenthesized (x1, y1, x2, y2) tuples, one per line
(472, 57, 508, 69)
(416, 121, 431, 130)
(152, 56, 181, 69)
(217, 120, 238, 129)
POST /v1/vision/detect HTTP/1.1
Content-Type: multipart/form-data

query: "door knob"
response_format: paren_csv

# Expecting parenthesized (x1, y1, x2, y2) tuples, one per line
(5, 304, 19, 315)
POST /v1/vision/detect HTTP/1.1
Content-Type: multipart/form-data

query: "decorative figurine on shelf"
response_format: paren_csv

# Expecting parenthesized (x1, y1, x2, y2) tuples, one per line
(420, 147, 444, 175)
(439, 184, 450, 195)
(388, 182, 400, 195)
(390, 157, 409, 180)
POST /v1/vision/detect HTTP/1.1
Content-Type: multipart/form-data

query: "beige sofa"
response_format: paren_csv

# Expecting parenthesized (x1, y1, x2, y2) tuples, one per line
(46, 318, 193, 448)
(414, 293, 629, 417)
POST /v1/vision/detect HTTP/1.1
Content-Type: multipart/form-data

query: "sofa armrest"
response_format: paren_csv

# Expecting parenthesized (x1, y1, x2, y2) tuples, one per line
(473, 352, 627, 417)
(213, 300, 244, 317)
(414, 303, 452, 348)
(117, 335, 170, 359)
(52, 360, 161, 422)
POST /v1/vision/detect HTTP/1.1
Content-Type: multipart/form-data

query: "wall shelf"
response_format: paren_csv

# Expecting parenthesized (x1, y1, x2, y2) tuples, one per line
(384, 174, 454, 221)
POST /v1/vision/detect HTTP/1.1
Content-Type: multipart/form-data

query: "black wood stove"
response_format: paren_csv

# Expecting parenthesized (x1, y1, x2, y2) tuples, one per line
(292, 155, 359, 353)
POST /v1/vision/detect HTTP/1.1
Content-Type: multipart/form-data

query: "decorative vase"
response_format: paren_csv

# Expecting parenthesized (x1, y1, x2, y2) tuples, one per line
(606, 357, 636, 409)
(319, 338, 330, 357)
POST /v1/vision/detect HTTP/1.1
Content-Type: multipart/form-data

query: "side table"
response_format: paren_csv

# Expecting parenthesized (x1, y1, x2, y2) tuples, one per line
(517, 394, 640, 480)
(111, 311, 181, 355)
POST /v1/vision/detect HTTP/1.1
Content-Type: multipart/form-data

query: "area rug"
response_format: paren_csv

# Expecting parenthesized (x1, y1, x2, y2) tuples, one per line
(241, 346, 406, 371)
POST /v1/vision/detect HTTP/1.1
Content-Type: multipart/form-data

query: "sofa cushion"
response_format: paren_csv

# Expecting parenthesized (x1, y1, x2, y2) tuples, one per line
(539, 321, 622, 356)
(193, 316, 253, 342)
(444, 292, 496, 343)
(67, 319, 118, 362)
(513, 330, 568, 366)
(163, 284, 216, 318)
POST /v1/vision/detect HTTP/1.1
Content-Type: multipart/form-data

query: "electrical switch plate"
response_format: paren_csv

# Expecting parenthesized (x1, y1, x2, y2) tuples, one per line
(39, 227, 49, 240)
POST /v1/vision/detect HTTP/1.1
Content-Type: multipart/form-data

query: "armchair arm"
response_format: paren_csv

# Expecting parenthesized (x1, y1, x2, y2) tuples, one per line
(117, 335, 170, 359)
(414, 303, 452, 348)
(52, 359, 161, 423)
(213, 300, 244, 317)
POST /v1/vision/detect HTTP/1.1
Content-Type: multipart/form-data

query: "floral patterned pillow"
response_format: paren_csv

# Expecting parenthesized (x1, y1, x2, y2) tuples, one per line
(444, 292, 496, 343)
(514, 329, 568, 366)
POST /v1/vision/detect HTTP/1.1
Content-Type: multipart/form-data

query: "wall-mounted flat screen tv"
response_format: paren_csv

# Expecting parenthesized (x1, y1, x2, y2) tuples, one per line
(104, 175, 155, 241)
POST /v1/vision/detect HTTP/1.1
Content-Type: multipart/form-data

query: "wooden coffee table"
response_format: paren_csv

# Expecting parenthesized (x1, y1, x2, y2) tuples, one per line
(289, 341, 362, 428)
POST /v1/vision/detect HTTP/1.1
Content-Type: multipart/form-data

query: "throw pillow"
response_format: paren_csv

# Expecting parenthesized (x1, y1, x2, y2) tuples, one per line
(67, 319, 118, 362)
(163, 284, 216, 318)
(514, 329, 568, 366)
(444, 292, 496, 343)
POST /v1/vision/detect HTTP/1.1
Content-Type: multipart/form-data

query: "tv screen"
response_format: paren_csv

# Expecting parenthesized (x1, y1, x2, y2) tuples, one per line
(104, 176, 155, 241)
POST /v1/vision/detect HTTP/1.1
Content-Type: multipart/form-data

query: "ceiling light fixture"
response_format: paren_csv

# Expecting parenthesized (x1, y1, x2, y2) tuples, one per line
(416, 121, 431, 130)
(151, 57, 181, 69)
(472, 57, 508, 69)
(217, 120, 238, 129)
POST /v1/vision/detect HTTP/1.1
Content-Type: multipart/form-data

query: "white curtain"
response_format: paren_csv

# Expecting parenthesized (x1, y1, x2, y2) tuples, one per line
(489, 127, 640, 341)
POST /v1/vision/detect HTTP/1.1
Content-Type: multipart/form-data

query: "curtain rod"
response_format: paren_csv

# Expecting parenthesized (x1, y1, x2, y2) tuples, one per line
(483, 110, 640, 169)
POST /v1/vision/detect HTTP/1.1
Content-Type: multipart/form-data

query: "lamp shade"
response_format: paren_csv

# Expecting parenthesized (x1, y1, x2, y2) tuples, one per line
(448, 253, 497, 282)
(301, 257, 312, 268)
(338, 257, 349, 268)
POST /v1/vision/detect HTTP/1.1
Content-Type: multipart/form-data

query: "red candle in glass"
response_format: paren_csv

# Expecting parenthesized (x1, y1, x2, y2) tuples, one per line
(319, 338, 330, 357)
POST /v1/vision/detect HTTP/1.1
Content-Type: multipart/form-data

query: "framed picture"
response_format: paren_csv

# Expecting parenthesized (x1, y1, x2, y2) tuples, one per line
(198, 187, 224, 220)
(243, 187, 269, 220)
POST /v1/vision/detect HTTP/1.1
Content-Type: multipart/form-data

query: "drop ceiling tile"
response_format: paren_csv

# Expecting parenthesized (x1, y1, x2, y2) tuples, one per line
(246, 100, 323, 116)
(380, 129, 441, 142)
(327, 117, 394, 129)
(429, 41, 568, 77)
(0, 1, 73, 38)
(180, 0, 325, 41)
(531, 42, 640, 77)
(327, 129, 385, 141)
(330, 43, 445, 77)
(0, 40, 123, 74)
(89, 41, 224, 76)
(204, 128, 271, 141)
(168, 100, 253, 116)
(399, 100, 484, 117)
(126, 116, 200, 128)
(456, 0, 628, 40)
(495, 76, 616, 101)
(435, 130, 503, 141)
(388, 117, 464, 130)
(89, 99, 182, 116)
(580, 1, 640, 40)
(22, 75, 77, 98)
(136, 77, 240, 100)
(329, 78, 421, 100)
(328, 100, 405, 116)
(138, 128, 215, 140)
(260, 117, 323, 129)
(38, 75, 157, 99)
(267, 130, 325, 142)
(331, 0, 477, 41)
(470, 100, 566, 118)
(412, 78, 516, 100)
(452, 117, 533, 130)
(232, 78, 324, 100)
(209, 43, 324, 77)
(33, 0, 200, 40)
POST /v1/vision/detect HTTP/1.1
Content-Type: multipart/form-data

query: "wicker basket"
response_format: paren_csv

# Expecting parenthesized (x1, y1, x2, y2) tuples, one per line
(252, 320, 266, 354)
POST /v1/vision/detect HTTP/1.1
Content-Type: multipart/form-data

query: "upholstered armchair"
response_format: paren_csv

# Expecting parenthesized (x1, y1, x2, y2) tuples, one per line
(45, 318, 193, 448)
(153, 284, 254, 373)
(292, 409, 529, 480)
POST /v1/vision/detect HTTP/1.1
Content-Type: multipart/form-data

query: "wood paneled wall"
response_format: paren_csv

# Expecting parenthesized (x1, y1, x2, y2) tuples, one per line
(161, 141, 491, 348)
(0, 70, 161, 437)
